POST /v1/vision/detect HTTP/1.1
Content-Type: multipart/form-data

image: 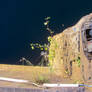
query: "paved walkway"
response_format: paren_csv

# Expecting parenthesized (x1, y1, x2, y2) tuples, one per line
(0, 87, 85, 92)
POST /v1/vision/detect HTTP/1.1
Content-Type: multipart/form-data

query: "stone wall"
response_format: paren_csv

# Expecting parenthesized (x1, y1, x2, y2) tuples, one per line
(49, 13, 92, 82)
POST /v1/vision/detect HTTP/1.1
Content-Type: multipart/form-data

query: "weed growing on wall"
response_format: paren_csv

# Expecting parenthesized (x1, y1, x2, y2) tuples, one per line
(76, 56, 81, 67)
(30, 17, 55, 67)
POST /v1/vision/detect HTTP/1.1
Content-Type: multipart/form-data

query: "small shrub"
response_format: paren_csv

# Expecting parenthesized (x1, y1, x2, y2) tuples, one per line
(30, 17, 55, 67)
(35, 75, 49, 84)
(73, 80, 84, 84)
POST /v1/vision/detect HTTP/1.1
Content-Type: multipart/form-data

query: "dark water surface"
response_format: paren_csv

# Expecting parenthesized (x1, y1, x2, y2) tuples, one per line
(0, 0, 92, 64)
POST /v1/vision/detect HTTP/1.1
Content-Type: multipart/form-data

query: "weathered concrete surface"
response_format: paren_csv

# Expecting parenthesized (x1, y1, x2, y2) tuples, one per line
(49, 13, 92, 82)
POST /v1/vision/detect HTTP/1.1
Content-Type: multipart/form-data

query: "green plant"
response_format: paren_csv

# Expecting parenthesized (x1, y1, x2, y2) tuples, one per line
(30, 17, 55, 66)
(35, 75, 49, 84)
(30, 43, 48, 51)
(76, 56, 80, 67)
(30, 16, 54, 50)
(65, 69, 69, 74)
(47, 37, 58, 69)
(73, 80, 84, 84)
